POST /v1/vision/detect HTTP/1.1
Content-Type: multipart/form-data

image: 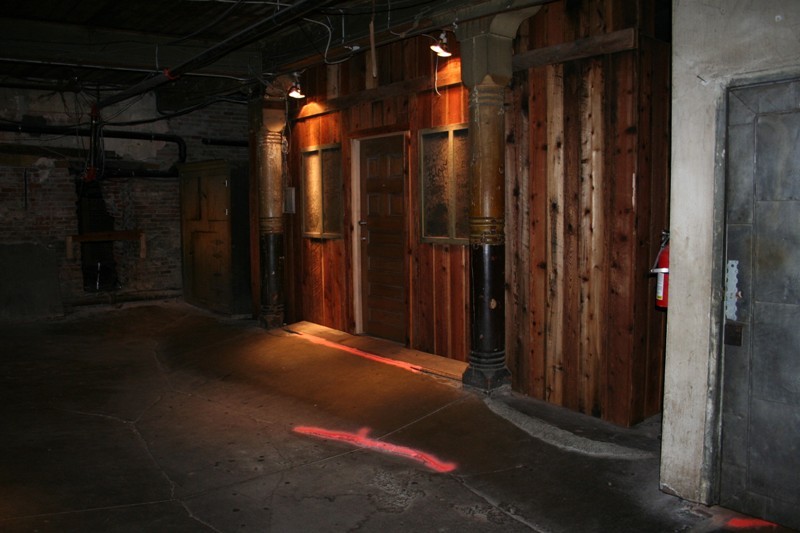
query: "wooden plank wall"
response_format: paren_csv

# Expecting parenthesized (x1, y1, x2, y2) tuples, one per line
(285, 0, 669, 426)
(285, 37, 471, 360)
(506, 0, 670, 426)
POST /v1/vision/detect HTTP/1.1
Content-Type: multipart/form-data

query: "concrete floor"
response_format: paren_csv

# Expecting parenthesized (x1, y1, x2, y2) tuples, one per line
(0, 301, 789, 532)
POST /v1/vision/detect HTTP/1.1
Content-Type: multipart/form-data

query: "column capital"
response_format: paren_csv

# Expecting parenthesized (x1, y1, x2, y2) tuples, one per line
(455, 5, 542, 88)
(262, 106, 286, 134)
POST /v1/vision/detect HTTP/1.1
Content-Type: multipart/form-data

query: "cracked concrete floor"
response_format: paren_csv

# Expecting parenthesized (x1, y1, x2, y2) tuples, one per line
(0, 301, 761, 532)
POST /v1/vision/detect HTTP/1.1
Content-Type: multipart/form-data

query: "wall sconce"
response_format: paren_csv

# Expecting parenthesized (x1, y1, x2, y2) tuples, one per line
(430, 32, 452, 58)
(288, 73, 305, 99)
(288, 82, 305, 99)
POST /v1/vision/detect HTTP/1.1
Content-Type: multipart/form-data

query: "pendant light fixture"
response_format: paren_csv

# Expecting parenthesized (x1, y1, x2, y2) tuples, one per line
(430, 32, 452, 58)
(288, 73, 305, 99)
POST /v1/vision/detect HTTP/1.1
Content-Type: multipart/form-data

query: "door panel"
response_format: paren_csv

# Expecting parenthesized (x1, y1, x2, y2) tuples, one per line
(180, 161, 235, 315)
(360, 135, 407, 343)
(721, 78, 800, 529)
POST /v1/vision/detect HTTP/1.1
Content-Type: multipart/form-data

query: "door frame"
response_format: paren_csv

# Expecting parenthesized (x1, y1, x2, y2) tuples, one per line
(350, 131, 409, 336)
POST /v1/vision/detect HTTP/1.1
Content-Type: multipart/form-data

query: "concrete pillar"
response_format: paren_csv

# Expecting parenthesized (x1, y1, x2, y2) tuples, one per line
(456, 6, 540, 390)
(257, 103, 287, 328)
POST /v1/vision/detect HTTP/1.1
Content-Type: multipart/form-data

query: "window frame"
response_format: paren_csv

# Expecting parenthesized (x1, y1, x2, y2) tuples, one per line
(419, 123, 469, 244)
(301, 143, 343, 239)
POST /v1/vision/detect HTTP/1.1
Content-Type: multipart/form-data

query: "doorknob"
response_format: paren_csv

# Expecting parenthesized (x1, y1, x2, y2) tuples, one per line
(358, 220, 368, 226)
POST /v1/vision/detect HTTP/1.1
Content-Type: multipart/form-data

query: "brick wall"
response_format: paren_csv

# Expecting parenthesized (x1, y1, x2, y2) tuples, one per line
(0, 88, 250, 309)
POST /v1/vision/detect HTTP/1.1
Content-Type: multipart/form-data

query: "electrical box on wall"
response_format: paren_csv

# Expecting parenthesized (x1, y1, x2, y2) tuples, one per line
(283, 186, 295, 214)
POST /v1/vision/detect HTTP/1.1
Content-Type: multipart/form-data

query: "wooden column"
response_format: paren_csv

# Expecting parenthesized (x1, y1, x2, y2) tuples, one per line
(257, 103, 287, 328)
(457, 6, 541, 390)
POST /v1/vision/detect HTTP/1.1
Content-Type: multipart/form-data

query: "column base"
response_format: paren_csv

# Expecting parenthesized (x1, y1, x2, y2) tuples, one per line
(462, 365, 511, 392)
(259, 306, 284, 329)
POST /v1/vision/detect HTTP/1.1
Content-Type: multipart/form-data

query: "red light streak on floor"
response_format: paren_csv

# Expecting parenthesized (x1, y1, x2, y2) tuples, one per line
(726, 517, 778, 529)
(294, 426, 457, 473)
(294, 332, 423, 374)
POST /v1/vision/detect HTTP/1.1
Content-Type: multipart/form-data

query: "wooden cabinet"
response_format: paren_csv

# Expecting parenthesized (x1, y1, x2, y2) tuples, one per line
(180, 160, 251, 316)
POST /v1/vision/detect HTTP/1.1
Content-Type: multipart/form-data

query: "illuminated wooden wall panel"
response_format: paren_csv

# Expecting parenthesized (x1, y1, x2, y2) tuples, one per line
(289, 113, 351, 333)
(409, 83, 470, 361)
(287, 36, 470, 360)
(286, 0, 669, 425)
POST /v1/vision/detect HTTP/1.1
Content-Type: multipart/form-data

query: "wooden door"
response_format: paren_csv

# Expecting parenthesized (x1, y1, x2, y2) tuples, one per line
(180, 161, 232, 314)
(359, 135, 407, 343)
(721, 78, 800, 529)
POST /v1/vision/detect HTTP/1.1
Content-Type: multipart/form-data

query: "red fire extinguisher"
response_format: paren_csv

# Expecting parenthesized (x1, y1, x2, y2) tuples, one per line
(651, 231, 669, 309)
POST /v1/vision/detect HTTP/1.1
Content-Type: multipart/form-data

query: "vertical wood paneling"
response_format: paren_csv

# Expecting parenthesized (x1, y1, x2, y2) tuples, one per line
(290, 57, 468, 360)
(323, 238, 346, 330)
(413, 245, 435, 351)
(340, 110, 355, 333)
(319, 110, 339, 145)
(430, 85, 447, 127)
(371, 100, 384, 128)
(562, 61, 582, 411)
(579, 59, 608, 417)
(506, 72, 531, 389)
(605, 50, 637, 426)
(507, 20, 532, 390)
(348, 53, 366, 95)
(358, 100, 372, 131)
(538, 1, 567, 46)
(630, 39, 654, 422)
(450, 246, 469, 361)
(505, 0, 669, 425)
(290, 108, 351, 333)
(642, 37, 670, 417)
(407, 83, 469, 359)
(433, 245, 449, 355)
(545, 63, 565, 404)
(447, 84, 465, 124)
(406, 92, 426, 350)
(302, 239, 324, 324)
(285, 0, 669, 426)
(529, 65, 549, 399)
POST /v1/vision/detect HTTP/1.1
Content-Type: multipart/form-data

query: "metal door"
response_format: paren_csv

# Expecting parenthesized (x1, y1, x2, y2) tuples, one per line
(721, 77, 800, 529)
(359, 135, 407, 343)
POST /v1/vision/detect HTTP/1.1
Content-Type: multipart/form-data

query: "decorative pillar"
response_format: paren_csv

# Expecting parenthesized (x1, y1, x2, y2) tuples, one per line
(257, 102, 287, 328)
(463, 79, 510, 390)
(456, 6, 541, 390)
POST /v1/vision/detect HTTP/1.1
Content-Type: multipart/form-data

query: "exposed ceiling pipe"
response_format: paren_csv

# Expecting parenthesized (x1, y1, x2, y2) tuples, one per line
(0, 57, 252, 82)
(0, 122, 187, 166)
(97, 0, 339, 110)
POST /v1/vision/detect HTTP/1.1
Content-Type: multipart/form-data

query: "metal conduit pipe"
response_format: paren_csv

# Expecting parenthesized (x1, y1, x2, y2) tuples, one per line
(202, 137, 248, 148)
(97, 0, 339, 110)
(0, 123, 187, 164)
(0, 57, 252, 81)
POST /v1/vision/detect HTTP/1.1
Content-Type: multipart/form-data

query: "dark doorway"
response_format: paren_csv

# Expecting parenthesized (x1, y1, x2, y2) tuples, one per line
(359, 135, 407, 343)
